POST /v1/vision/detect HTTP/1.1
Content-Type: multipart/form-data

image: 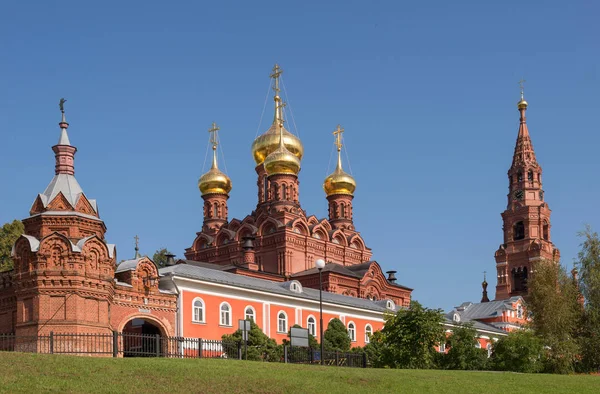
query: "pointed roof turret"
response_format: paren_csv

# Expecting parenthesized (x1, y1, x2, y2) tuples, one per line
(511, 80, 538, 169)
(481, 271, 490, 303)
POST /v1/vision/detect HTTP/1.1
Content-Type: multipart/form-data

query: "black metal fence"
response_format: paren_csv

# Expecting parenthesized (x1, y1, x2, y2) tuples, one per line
(0, 332, 366, 368)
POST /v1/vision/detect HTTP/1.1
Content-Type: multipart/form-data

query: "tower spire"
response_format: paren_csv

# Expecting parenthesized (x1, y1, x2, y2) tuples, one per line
(333, 124, 345, 171)
(53, 98, 77, 175)
(270, 64, 285, 126)
(208, 122, 220, 169)
(511, 80, 537, 169)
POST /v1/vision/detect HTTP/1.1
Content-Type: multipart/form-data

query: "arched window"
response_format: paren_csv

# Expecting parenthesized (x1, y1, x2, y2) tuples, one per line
(263, 177, 269, 201)
(340, 203, 346, 218)
(543, 221, 549, 240)
(192, 298, 205, 323)
(245, 306, 255, 321)
(365, 324, 373, 344)
(528, 170, 534, 182)
(213, 202, 219, 218)
(277, 311, 288, 333)
(282, 184, 287, 200)
(220, 302, 231, 326)
(517, 172, 523, 182)
(307, 316, 316, 337)
(347, 322, 356, 342)
(513, 221, 525, 241)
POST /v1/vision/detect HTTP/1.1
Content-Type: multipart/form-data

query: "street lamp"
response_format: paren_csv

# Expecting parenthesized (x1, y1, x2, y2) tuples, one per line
(315, 258, 326, 365)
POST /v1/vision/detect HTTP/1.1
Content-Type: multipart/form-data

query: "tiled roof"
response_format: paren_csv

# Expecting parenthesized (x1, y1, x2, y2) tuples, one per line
(160, 264, 397, 313)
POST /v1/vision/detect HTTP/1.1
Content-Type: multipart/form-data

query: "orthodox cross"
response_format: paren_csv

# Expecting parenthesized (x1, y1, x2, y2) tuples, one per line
(519, 79, 526, 98)
(59, 98, 67, 113)
(483, 270, 487, 281)
(208, 122, 220, 149)
(270, 64, 283, 95)
(134, 235, 140, 258)
(333, 124, 344, 152)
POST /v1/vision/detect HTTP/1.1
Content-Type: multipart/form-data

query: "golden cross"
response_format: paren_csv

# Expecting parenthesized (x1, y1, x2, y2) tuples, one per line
(270, 64, 283, 94)
(519, 79, 526, 97)
(333, 124, 344, 151)
(208, 122, 220, 148)
(275, 101, 287, 125)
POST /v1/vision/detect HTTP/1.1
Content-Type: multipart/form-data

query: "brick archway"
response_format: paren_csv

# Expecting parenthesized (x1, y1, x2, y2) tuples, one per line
(116, 313, 173, 337)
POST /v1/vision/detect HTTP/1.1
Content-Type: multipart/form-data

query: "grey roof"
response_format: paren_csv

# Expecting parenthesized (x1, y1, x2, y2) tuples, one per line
(180, 259, 234, 271)
(443, 317, 507, 335)
(37, 174, 98, 213)
(447, 297, 522, 321)
(160, 264, 397, 313)
(292, 261, 412, 290)
(116, 257, 143, 273)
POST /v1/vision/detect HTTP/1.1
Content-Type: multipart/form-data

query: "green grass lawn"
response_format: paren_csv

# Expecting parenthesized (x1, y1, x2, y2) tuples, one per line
(0, 353, 597, 394)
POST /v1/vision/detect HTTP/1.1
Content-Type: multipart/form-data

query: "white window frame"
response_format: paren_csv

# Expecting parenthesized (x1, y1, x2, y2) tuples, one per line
(439, 342, 446, 353)
(365, 324, 373, 344)
(347, 321, 356, 342)
(245, 305, 256, 322)
(307, 315, 316, 337)
(277, 311, 288, 333)
(192, 297, 205, 323)
(487, 343, 493, 358)
(220, 302, 232, 327)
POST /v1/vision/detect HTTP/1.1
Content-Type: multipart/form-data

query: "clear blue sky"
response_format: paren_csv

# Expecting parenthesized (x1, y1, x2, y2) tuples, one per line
(0, 1, 598, 311)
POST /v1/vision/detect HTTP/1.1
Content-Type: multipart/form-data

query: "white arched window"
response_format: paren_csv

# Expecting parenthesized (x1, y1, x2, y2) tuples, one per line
(220, 302, 231, 326)
(307, 316, 316, 337)
(365, 324, 373, 344)
(192, 298, 205, 323)
(277, 311, 288, 333)
(348, 322, 356, 342)
(245, 306, 255, 321)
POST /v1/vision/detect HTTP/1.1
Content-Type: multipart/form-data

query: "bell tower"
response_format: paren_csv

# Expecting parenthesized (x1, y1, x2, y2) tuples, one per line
(494, 83, 560, 300)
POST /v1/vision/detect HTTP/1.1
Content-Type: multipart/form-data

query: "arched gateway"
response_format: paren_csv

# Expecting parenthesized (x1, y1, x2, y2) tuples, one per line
(121, 317, 168, 357)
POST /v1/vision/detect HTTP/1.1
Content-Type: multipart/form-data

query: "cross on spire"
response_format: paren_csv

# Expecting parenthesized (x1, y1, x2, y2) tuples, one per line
(208, 122, 220, 149)
(519, 79, 526, 99)
(333, 124, 344, 152)
(270, 64, 283, 95)
(134, 235, 140, 258)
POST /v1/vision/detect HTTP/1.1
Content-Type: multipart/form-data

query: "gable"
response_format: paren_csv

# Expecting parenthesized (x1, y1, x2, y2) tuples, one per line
(75, 194, 98, 217)
(46, 192, 75, 212)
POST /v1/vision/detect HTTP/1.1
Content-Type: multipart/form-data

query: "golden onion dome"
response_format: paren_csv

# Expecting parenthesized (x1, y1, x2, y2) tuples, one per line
(252, 123, 303, 165)
(517, 98, 528, 109)
(198, 167, 232, 195)
(264, 144, 301, 176)
(324, 167, 356, 196)
(323, 149, 356, 197)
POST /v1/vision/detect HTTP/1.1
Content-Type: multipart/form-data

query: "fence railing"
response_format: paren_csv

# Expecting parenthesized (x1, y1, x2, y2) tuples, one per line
(0, 332, 366, 368)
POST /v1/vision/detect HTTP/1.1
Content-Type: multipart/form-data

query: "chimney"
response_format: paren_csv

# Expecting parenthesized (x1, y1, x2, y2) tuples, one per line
(242, 236, 258, 270)
(386, 270, 397, 283)
(165, 254, 176, 267)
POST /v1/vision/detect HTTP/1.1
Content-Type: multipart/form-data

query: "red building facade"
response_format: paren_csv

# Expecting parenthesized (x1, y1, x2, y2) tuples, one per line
(185, 65, 411, 307)
(0, 107, 177, 337)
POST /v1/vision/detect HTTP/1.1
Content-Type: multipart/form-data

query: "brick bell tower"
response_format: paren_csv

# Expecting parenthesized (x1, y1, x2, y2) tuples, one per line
(11, 100, 116, 335)
(494, 84, 560, 300)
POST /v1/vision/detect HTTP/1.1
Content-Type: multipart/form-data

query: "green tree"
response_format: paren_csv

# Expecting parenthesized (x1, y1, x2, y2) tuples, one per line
(360, 330, 386, 368)
(323, 318, 351, 352)
(490, 330, 544, 373)
(283, 324, 318, 349)
(443, 323, 489, 370)
(152, 248, 173, 267)
(378, 300, 445, 369)
(576, 225, 600, 372)
(222, 320, 282, 361)
(0, 220, 24, 272)
(528, 259, 582, 374)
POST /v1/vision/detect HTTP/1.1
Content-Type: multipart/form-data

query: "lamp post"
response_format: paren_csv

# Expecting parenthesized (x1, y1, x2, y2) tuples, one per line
(315, 258, 326, 365)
